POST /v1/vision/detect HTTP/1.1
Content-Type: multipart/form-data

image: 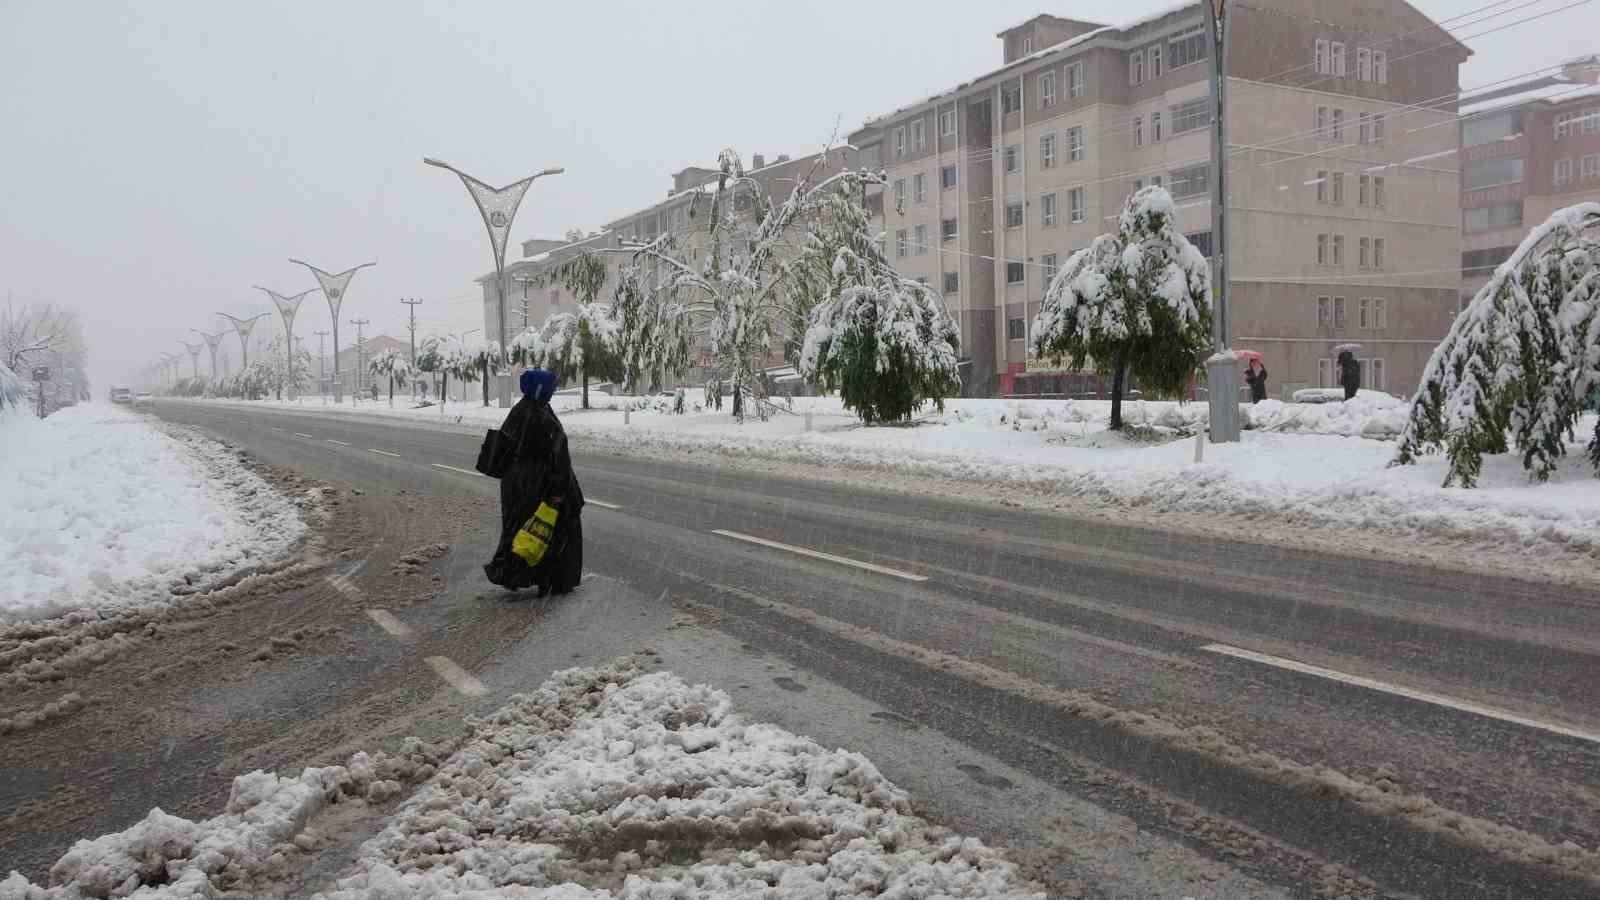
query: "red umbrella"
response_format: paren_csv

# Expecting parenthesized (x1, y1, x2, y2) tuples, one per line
(1234, 349, 1263, 364)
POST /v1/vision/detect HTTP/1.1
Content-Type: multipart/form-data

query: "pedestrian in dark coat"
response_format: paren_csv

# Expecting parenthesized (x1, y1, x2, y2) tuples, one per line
(1244, 359, 1269, 404)
(1338, 351, 1361, 401)
(483, 369, 585, 596)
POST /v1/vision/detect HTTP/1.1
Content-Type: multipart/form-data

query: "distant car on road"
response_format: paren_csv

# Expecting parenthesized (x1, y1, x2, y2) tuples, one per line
(134, 392, 154, 407)
(110, 387, 133, 404)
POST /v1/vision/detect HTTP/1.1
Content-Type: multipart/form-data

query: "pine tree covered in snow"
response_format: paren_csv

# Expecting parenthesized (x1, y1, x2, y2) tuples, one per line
(1031, 187, 1211, 431)
(797, 182, 960, 423)
(606, 149, 907, 420)
(367, 348, 415, 406)
(512, 252, 626, 409)
(1392, 202, 1600, 486)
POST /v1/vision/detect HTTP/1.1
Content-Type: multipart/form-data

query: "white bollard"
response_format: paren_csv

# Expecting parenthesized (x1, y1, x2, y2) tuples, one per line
(1194, 431, 1204, 463)
(624, 407, 631, 425)
(804, 410, 813, 431)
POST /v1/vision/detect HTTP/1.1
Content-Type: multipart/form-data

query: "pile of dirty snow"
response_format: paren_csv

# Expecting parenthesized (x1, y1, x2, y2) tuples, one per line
(0, 403, 305, 623)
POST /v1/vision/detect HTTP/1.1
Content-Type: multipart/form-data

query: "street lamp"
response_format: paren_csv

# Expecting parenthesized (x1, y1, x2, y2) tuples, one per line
(177, 340, 203, 382)
(191, 330, 226, 384)
(216, 312, 269, 371)
(1204, 0, 1241, 443)
(288, 260, 376, 404)
(255, 286, 316, 399)
(425, 156, 563, 407)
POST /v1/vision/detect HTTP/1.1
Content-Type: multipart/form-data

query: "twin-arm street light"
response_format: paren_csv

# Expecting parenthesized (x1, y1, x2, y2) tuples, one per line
(191, 330, 227, 383)
(216, 312, 269, 371)
(177, 340, 203, 381)
(289, 260, 375, 404)
(424, 157, 563, 406)
(255, 286, 316, 399)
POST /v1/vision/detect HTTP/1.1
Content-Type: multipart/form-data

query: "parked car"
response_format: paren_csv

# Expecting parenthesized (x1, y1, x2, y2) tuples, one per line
(109, 387, 133, 404)
(134, 391, 154, 407)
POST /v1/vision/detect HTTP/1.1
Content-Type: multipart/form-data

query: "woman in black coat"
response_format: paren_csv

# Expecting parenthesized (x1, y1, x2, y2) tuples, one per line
(1244, 359, 1269, 404)
(1337, 351, 1361, 401)
(483, 369, 584, 596)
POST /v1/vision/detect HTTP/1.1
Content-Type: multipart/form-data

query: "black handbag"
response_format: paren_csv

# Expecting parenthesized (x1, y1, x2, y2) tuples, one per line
(475, 428, 512, 478)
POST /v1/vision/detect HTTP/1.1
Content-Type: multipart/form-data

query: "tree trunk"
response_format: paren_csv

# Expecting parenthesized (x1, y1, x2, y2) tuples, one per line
(732, 382, 743, 420)
(388, 375, 394, 408)
(1110, 349, 1130, 431)
(440, 374, 448, 414)
(481, 360, 490, 407)
(582, 365, 589, 410)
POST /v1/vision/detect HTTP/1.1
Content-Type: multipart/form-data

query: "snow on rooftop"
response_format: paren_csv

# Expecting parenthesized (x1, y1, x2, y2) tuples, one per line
(1457, 80, 1600, 118)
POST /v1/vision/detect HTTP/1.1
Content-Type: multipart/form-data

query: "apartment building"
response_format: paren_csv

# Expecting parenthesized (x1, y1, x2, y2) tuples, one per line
(850, 1, 1466, 399)
(1458, 56, 1600, 305)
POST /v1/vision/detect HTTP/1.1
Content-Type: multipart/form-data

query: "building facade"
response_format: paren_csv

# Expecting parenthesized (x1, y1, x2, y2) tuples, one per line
(850, 1, 1467, 400)
(1458, 56, 1600, 305)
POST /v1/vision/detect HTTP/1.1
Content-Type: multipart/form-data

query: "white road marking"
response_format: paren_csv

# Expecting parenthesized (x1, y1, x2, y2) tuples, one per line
(326, 574, 363, 600)
(585, 499, 621, 509)
(367, 448, 401, 457)
(431, 463, 484, 477)
(364, 608, 413, 638)
(294, 432, 315, 438)
(711, 529, 928, 582)
(1202, 643, 1600, 745)
(269, 426, 285, 431)
(326, 438, 351, 446)
(426, 656, 487, 697)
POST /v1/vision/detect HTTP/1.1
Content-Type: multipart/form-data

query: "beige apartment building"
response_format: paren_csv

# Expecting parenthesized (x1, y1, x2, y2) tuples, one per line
(1457, 56, 1600, 305)
(850, 1, 1466, 399)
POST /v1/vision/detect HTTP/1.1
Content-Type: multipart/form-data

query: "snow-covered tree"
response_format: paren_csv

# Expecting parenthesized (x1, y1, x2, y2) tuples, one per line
(368, 348, 416, 407)
(258, 336, 312, 400)
(1031, 186, 1211, 431)
(1393, 202, 1600, 486)
(1, 300, 83, 373)
(0, 363, 25, 420)
(464, 339, 502, 407)
(797, 182, 960, 423)
(512, 252, 625, 409)
(606, 149, 896, 420)
(415, 338, 446, 403)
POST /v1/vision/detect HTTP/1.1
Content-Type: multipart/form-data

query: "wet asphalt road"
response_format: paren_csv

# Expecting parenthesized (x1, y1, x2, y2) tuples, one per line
(7, 398, 1598, 897)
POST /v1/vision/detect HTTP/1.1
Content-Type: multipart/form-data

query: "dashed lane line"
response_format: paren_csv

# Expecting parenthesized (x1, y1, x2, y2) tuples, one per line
(1201, 643, 1600, 745)
(585, 499, 621, 509)
(364, 608, 413, 638)
(293, 432, 315, 438)
(326, 438, 351, 446)
(426, 656, 487, 697)
(367, 448, 401, 457)
(710, 529, 928, 582)
(431, 463, 484, 478)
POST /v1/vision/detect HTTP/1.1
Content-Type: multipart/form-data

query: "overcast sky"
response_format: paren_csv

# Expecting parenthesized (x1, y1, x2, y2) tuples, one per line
(0, 0, 1588, 389)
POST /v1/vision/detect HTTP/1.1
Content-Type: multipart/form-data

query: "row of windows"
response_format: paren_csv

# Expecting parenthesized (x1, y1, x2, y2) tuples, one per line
(1315, 233, 1386, 268)
(1463, 157, 1524, 191)
(1316, 295, 1389, 330)
(1312, 170, 1387, 207)
(1027, 63, 1087, 112)
(1553, 154, 1600, 186)
(1318, 357, 1388, 391)
(1313, 39, 1388, 84)
(1129, 23, 1209, 86)
(1463, 202, 1522, 234)
(1314, 106, 1386, 144)
(1553, 108, 1600, 140)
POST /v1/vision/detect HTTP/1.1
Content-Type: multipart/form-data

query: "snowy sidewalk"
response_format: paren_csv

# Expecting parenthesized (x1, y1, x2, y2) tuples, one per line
(0, 404, 306, 624)
(0, 659, 1044, 898)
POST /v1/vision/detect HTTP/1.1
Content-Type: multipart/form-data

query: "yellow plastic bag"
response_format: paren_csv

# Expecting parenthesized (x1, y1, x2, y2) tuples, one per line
(511, 502, 560, 567)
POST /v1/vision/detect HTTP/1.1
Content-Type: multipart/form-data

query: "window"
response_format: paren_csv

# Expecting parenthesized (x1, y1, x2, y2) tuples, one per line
(893, 178, 906, 206)
(1359, 296, 1371, 328)
(1023, 36, 1033, 54)
(1315, 39, 1329, 75)
(1171, 96, 1211, 135)
(1002, 85, 1022, 114)
(1184, 230, 1213, 257)
(1068, 126, 1084, 162)
(1151, 111, 1163, 142)
(1374, 50, 1387, 84)
(1007, 261, 1025, 284)
(1317, 295, 1332, 326)
(1004, 145, 1020, 173)
(1357, 47, 1372, 82)
(1316, 106, 1329, 138)
(1584, 108, 1600, 135)
(1042, 253, 1059, 283)
(1039, 71, 1057, 108)
(1315, 170, 1328, 203)
(1331, 171, 1344, 204)
(1464, 202, 1523, 232)
(1170, 163, 1209, 199)
(1463, 157, 1525, 190)
(916, 276, 930, 286)
(1042, 192, 1058, 227)
(1373, 113, 1385, 144)
(914, 224, 928, 255)
(1168, 24, 1206, 69)
(1331, 108, 1344, 142)
(1555, 158, 1573, 185)
(1319, 358, 1332, 387)
(1133, 116, 1144, 147)
(1463, 109, 1523, 146)
(1374, 175, 1386, 207)
(1148, 45, 1163, 80)
(1005, 202, 1024, 229)
(549, 288, 560, 307)
(939, 109, 956, 137)
(913, 172, 926, 203)
(1331, 42, 1346, 77)
(1583, 154, 1600, 180)
(1334, 296, 1347, 327)
(1359, 236, 1370, 268)
(1373, 297, 1387, 329)
(893, 127, 906, 158)
(944, 271, 960, 294)
(1151, 174, 1163, 187)
(1132, 177, 1144, 194)
(1007, 317, 1027, 340)
(1068, 62, 1085, 98)
(941, 217, 958, 242)
(1372, 358, 1386, 391)
(1359, 173, 1370, 206)
(1069, 186, 1086, 223)
(941, 165, 958, 190)
(1358, 112, 1371, 145)
(1332, 234, 1345, 266)
(1041, 133, 1057, 168)
(1317, 233, 1328, 264)
(896, 229, 907, 257)
(911, 120, 926, 152)
(1373, 237, 1384, 269)
(1131, 49, 1145, 85)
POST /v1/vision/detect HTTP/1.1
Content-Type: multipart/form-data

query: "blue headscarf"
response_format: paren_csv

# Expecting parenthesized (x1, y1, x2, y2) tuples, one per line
(520, 368, 558, 403)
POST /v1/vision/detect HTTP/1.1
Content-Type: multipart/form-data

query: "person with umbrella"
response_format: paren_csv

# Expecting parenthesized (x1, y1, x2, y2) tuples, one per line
(1333, 343, 1363, 401)
(1238, 350, 1268, 404)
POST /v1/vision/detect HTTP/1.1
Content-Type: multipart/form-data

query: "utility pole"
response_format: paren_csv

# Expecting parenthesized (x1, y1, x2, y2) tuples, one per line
(350, 317, 371, 397)
(400, 298, 424, 363)
(314, 330, 330, 403)
(1204, 0, 1241, 443)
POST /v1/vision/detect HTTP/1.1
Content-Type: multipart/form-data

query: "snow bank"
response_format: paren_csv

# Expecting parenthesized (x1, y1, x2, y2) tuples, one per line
(0, 404, 305, 624)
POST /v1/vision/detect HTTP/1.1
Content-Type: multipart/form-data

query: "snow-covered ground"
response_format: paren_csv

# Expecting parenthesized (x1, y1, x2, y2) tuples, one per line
(1, 659, 1043, 898)
(0, 403, 306, 624)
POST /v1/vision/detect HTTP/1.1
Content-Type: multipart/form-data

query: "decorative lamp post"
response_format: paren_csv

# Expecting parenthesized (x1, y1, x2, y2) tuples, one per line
(255, 286, 316, 399)
(178, 340, 203, 382)
(216, 312, 269, 371)
(424, 157, 563, 406)
(288, 260, 376, 404)
(191, 330, 226, 384)
(1204, 0, 1241, 443)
